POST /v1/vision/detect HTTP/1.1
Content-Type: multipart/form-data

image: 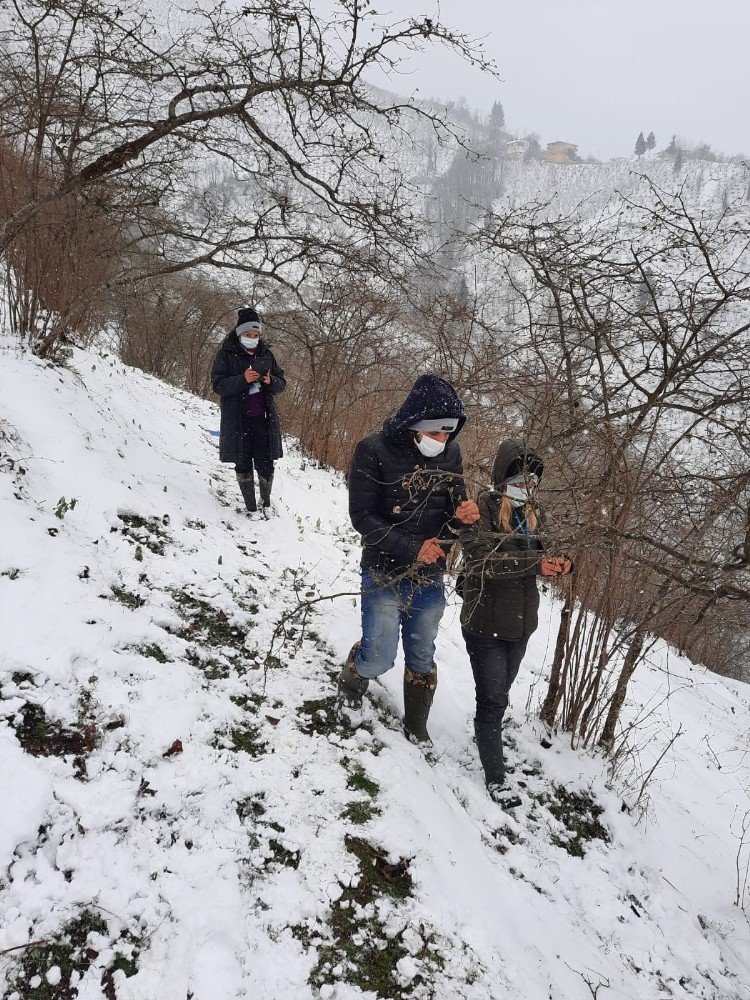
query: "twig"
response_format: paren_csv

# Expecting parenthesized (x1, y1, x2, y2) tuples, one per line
(264, 585, 361, 688)
(732, 804, 750, 910)
(0, 939, 48, 956)
(564, 962, 611, 998)
(634, 726, 683, 810)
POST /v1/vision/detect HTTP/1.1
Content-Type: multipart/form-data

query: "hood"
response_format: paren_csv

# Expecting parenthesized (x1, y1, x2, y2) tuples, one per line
(384, 375, 466, 443)
(491, 439, 544, 488)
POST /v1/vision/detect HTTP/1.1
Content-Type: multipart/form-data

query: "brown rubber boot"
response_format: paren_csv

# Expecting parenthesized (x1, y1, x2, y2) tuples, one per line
(403, 666, 438, 744)
(337, 642, 369, 710)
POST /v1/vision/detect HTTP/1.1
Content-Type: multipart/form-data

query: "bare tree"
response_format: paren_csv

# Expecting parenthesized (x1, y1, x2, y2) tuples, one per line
(0, 140, 123, 352)
(469, 178, 750, 741)
(113, 273, 237, 396)
(0, 0, 494, 355)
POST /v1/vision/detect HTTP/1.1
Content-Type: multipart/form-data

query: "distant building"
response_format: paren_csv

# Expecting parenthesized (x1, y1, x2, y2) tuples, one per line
(542, 140, 579, 164)
(542, 150, 569, 164)
(504, 138, 529, 158)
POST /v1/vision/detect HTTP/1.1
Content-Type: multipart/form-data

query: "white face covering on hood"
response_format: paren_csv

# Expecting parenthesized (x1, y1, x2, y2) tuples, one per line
(240, 335, 259, 350)
(415, 434, 446, 458)
(505, 484, 530, 507)
(505, 473, 539, 507)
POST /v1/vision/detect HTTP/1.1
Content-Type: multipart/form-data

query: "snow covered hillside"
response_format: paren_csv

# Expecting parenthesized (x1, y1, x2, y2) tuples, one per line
(493, 157, 750, 219)
(1, 341, 749, 1000)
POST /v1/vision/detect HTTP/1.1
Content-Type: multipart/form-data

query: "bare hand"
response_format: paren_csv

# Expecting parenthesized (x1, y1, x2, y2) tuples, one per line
(245, 368, 261, 384)
(455, 500, 480, 525)
(262, 371, 271, 385)
(417, 538, 446, 565)
(541, 556, 571, 577)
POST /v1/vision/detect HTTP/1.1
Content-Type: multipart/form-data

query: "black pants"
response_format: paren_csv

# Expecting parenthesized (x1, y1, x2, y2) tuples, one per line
(462, 630, 527, 785)
(235, 418, 274, 481)
(235, 453, 274, 480)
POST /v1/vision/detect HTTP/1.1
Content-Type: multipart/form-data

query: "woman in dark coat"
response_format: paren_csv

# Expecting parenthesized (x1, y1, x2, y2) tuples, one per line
(210, 307, 286, 517)
(460, 440, 571, 807)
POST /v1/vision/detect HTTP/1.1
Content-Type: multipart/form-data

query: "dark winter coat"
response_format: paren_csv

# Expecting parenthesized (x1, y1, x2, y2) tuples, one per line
(348, 375, 467, 579)
(460, 440, 546, 641)
(210, 334, 286, 464)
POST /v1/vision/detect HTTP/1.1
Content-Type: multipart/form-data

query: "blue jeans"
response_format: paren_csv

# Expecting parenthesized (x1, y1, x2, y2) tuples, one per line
(354, 569, 446, 679)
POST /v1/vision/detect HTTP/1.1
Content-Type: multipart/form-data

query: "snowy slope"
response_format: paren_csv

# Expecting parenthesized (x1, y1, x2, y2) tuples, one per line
(492, 157, 750, 218)
(1, 341, 749, 1000)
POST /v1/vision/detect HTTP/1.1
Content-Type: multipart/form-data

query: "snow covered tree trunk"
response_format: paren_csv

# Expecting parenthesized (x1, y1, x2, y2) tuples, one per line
(540, 588, 573, 729)
(599, 626, 647, 748)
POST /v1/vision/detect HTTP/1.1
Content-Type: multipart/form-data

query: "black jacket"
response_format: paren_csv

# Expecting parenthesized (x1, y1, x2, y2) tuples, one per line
(210, 334, 286, 463)
(460, 440, 546, 640)
(349, 375, 467, 579)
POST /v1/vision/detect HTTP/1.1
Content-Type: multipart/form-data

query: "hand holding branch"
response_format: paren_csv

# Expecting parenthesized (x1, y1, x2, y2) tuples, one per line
(417, 538, 446, 565)
(541, 556, 573, 577)
(455, 499, 480, 525)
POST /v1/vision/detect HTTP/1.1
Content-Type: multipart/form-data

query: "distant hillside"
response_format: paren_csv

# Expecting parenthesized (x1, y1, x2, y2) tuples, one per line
(378, 89, 750, 236)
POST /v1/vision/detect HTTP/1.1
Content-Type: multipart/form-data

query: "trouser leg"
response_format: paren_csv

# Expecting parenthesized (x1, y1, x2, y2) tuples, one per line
(504, 639, 527, 698)
(353, 570, 402, 680)
(241, 420, 274, 509)
(401, 577, 445, 743)
(463, 633, 527, 786)
(399, 577, 446, 675)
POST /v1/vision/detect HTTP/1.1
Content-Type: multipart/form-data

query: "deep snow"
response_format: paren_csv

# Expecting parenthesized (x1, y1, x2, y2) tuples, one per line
(0, 341, 749, 1000)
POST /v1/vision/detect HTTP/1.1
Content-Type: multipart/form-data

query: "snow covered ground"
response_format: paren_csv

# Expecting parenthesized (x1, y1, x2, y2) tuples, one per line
(1, 341, 749, 1000)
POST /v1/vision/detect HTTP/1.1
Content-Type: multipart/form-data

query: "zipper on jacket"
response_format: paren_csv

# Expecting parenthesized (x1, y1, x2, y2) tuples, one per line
(513, 508, 532, 637)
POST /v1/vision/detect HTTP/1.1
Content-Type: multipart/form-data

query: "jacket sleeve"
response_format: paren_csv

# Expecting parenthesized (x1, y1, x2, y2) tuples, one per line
(460, 495, 544, 579)
(267, 352, 286, 396)
(349, 439, 423, 566)
(211, 347, 247, 398)
(441, 445, 468, 539)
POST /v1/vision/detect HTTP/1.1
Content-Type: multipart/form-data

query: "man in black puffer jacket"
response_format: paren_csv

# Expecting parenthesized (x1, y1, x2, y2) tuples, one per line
(211, 307, 286, 518)
(340, 375, 479, 743)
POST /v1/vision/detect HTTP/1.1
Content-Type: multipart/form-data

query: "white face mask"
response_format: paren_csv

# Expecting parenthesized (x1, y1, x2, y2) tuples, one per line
(240, 336, 259, 350)
(505, 473, 539, 507)
(416, 434, 446, 458)
(505, 482, 537, 507)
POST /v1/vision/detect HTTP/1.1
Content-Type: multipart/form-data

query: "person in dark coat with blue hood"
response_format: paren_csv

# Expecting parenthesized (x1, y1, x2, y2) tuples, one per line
(210, 307, 286, 517)
(339, 375, 480, 743)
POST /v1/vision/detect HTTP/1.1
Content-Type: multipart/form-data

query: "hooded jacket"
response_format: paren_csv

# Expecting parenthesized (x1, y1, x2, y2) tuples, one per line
(460, 439, 546, 640)
(210, 333, 286, 463)
(348, 375, 467, 578)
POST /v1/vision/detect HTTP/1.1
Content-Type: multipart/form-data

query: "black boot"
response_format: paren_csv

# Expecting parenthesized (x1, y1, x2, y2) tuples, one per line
(236, 471, 257, 512)
(337, 642, 369, 710)
(474, 719, 505, 785)
(403, 666, 437, 744)
(257, 474, 274, 518)
(474, 719, 522, 808)
(487, 782, 522, 810)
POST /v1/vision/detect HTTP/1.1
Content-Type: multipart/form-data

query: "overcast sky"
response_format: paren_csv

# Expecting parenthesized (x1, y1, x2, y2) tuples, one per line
(354, 0, 750, 159)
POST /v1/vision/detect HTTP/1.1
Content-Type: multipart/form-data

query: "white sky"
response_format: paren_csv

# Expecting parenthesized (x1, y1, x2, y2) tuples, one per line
(351, 0, 750, 159)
